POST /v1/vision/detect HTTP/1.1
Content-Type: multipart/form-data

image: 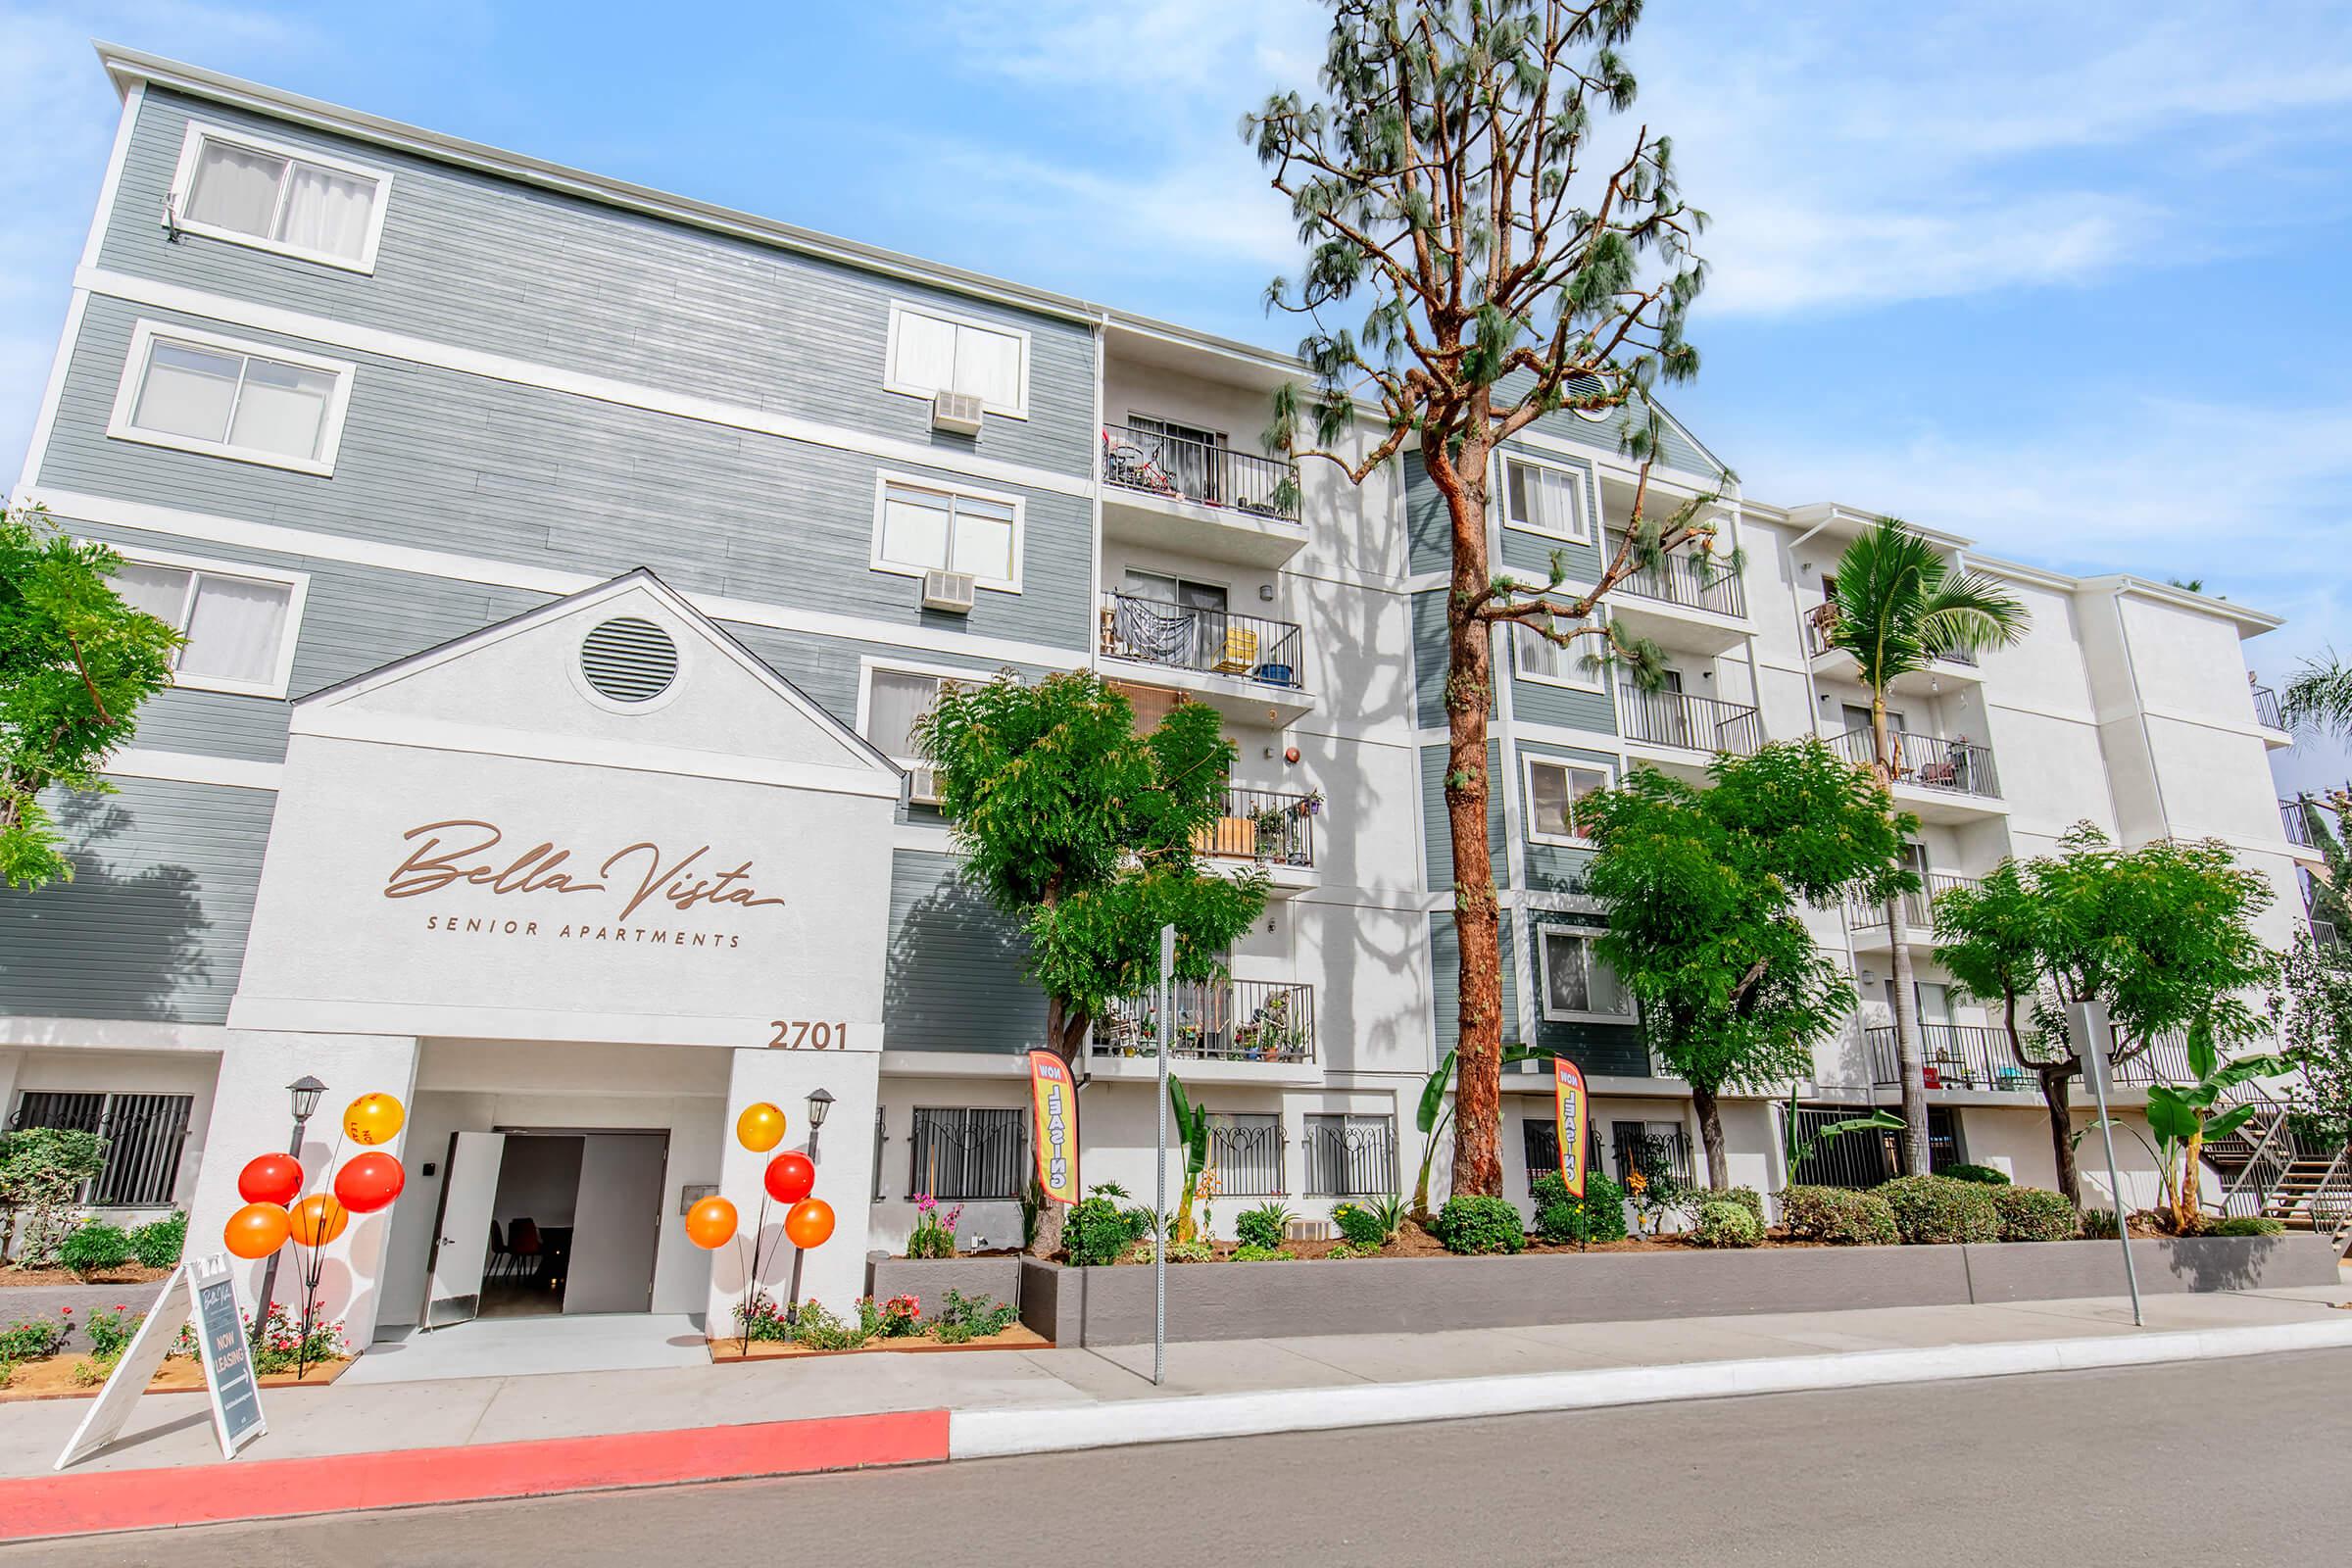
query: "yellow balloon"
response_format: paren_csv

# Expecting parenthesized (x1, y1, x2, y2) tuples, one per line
(735, 1102, 787, 1152)
(345, 1092, 406, 1147)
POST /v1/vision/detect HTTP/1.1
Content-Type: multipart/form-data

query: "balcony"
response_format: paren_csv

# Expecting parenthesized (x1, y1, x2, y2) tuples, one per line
(2282, 798, 2319, 850)
(2252, 684, 2283, 730)
(1193, 786, 1321, 897)
(1845, 872, 1982, 948)
(1101, 423, 1306, 568)
(1617, 683, 1763, 768)
(1607, 553, 1749, 655)
(1867, 1024, 2038, 1096)
(1092, 979, 1316, 1066)
(1098, 592, 1313, 724)
(1807, 603, 1984, 692)
(1831, 727, 2005, 822)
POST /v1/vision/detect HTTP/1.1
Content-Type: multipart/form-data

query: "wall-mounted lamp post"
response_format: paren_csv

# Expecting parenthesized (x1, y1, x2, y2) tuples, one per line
(253, 1075, 326, 1347)
(786, 1088, 834, 1324)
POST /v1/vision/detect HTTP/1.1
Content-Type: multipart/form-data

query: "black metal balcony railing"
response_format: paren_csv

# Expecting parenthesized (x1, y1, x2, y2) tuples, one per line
(1621, 552, 1747, 618)
(1101, 423, 1299, 521)
(2315, 916, 2344, 949)
(1193, 786, 1319, 869)
(2252, 684, 2283, 730)
(1617, 684, 1763, 756)
(1846, 872, 1983, 932)
(2282, 799, 2319, 849)
(1832, 727, 2001, 800)
(1092, 979, 1316, 1064)
(1099, 592, 1305, 692)
(1806, 603, 1979, 667)
(1866, 1024, 2039, 1094)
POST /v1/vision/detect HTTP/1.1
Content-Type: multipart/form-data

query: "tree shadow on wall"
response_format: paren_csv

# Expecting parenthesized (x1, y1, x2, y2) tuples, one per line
(884, 870, 1041, 1055)
(0, 792, 212, 1022)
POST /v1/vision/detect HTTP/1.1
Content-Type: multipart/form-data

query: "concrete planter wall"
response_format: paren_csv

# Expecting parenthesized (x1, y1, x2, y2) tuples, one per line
(1018, 1235, 2340, 1348)
(0, 1280, 171, 1354)
(863, 1253, 1024, 1321)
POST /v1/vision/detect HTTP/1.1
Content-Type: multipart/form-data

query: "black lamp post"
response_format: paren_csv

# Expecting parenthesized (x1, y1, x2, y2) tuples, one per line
(785, 1088, 834, 1324)
(254, 1075, 326, 1345)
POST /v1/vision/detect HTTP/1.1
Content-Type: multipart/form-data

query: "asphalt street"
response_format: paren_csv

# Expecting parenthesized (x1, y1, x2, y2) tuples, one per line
(23, 1348, 2349, 1567)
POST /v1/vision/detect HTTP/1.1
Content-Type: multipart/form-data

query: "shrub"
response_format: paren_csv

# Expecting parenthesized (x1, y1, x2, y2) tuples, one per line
(735, 1291, 792, 1343)
(930, 1288, 1018, 1344)
(1234, 1202, 1294, 1251)
(788, 1301, 868, 1351)
(130, 1212, 187, 1271)
(0, 1317, 70, 1362)
(0, 1128, 107, 1267)
(2211, 1215, 2286, 1237)
(1990, 1186, 2079, 1243)
(1066, 1185, 1154, 1267)
(247, 1303, 348, 1374)
(1323, 1241, 1370, 1259)
(1231, 1244, 1294, 1261)
(1878, 1175, 2002, 1245)
(1942, 1163, 2012, 1186)
(59, 1222, 134, 1277)
(873, 1295, 924, 1338)
(1332, 1200, 1393, 1250)
(1679, 1185, 1765, 1227)
(1690, 1200, 1764, 1249)
(1532, 1171, 1629, 1245)
(1125, 1237, 1212, 1264)
(1436, 1195, 1524, 1255)
(1780, 1185, 1899, 1246)
(2079, 1205, 2123, 1240)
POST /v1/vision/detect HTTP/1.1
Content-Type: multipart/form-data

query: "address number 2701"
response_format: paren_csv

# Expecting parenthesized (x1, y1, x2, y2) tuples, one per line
(767, 1019, 848, 1049)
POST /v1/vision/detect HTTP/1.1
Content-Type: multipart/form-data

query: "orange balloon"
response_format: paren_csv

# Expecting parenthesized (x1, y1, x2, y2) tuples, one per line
(224, 1201, 290, 1259)
(344, 1092, 406, 1147)
(684, 1196, 738, 1250)
(734, 1102, 787, 1153)
(784, 1198, 835, 1250)
(288, 1192, 349, 1248)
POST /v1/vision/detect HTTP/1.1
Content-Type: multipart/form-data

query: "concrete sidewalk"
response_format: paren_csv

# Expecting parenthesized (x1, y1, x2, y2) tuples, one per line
(3, 1284, 2345, 1485)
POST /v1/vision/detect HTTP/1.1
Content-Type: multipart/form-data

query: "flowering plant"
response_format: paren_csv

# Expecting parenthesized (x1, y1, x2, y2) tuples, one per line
(906, 1193, 962, 1259)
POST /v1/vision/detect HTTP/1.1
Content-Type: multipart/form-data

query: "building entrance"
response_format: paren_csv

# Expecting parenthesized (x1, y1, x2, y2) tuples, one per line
(420, 1128, 668, 1327)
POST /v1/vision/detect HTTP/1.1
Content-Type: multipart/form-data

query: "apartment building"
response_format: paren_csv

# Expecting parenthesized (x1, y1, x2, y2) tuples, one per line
(0, 48, 2313, 1346)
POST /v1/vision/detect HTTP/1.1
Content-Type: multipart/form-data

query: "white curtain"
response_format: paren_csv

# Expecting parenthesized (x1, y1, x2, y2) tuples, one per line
(1509, 461, 1583, 538)
(226, 357, 333, 461)
(185, 141, 284, 236)
(952, 323, 1021, 409)
(177, 575, 290, 685)
(893, 312, 956, 396)
(880, 487, 952, 570)
(133, 342, 241, 443)
(277, 164, 376, 260)
(111, 563, 193, 627)
(864, 671, 940, 760)
(1528, 762, 1572, 837)
(948, 497, 1014, 581)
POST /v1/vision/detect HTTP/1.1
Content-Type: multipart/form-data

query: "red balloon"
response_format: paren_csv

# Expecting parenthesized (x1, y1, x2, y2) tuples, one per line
(237, 1152, 303, 1207)
(763, 1152, 815, 1204)
(333, 1151, 406, 1214)
(784, 1198, 835, 1250)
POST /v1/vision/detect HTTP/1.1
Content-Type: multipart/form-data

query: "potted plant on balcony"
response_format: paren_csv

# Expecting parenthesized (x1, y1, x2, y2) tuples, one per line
(1250, 803, 1291, 862)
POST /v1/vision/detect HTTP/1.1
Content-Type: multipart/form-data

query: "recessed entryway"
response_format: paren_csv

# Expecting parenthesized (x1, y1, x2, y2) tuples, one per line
(422, 1127, 669, 1328)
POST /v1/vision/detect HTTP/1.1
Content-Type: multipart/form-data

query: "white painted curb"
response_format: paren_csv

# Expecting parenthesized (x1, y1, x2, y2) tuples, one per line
(948, 1318, 2352, 1460)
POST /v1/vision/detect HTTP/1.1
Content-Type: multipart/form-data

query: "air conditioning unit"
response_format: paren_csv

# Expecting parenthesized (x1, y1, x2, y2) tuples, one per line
(921, 569, 976, 614)
(931, 391, 985, 436)
(907, 765, 943, 807)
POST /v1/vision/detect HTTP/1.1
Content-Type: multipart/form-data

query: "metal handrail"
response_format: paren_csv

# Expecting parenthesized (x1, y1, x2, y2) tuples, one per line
(1807, 604, 1979, 666)
(1864, 1023, 2040, 1094)
(1846, 871, 1982, 931)
(2281, 799, 2318, 849)
(1832, 727, 2001, 799)
(2252, 684, 2283, 730)
(2214, 1090, 2297, 1219)
(1093, 979, 1316, 1064)
(1194, 786, 1319, 868)
(1101, 423, 1298, 520)
(1100, 592, 1306, 692)
(1616, 684, 1763, 756)
(1621, 552, 1746, 617)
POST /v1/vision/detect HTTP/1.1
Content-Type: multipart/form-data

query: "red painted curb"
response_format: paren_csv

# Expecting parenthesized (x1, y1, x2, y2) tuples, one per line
(0, 1407, 950, 1543)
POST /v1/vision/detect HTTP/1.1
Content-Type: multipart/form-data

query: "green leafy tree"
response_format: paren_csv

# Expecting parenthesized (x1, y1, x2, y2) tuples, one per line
(1934, 827, 2278, 1205)
(1167, 1075, 1212, 1244)
(1580, 740, 1914, 1188)
(2272, 933, 2352, 1152)
(1819, 516, 2028, 1172)
(2145, 1013, 2293, 1230)
(1, 506, 180, 891)
(2281, 651, 2352, 742)
(0, 1126, 107, 1267)
(1245, 1, 1716, 1197)
(913, 672, 1267, 1254)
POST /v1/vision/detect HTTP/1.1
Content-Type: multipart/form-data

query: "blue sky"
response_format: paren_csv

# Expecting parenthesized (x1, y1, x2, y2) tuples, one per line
(5, 1, 2349, 785)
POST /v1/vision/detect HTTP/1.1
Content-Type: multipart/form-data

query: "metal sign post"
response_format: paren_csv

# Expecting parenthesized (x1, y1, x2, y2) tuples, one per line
(2067, 1001, 2144, 1327)
(1153, 923, 1174, 1387)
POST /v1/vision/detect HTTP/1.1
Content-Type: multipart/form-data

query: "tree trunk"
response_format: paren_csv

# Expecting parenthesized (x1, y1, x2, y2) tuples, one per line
(2176, 1123, 2205, 1231)
(1691, 1081, 1729, 1190)
(1871, 695, 1933, 1175)
(2040, 1068, 2082, 1206)
(1435, 443, 1505, 1198)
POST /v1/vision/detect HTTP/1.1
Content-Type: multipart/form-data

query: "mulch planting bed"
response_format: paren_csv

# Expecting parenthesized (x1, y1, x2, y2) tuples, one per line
(0, 1354, 350, 1401)
(707, 1324, 1051, 1361)
(0, 1265, 174, 1288)
(1096, 1221, 1835, 1261)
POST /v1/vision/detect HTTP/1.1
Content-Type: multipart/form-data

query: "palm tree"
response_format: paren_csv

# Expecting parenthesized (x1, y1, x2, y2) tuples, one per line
(2282, 652, 2352, 743)
(1821, 516, 2029, 1174)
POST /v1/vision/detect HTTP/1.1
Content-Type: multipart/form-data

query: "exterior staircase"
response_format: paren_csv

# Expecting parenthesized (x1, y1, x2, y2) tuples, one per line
(2207, 1090, 2352, 1251)
(2261, 1154, 2352, 1245)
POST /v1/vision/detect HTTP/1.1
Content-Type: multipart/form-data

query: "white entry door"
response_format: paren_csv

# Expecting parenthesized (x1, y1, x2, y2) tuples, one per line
(564, 1134, 668, 1314)
(420, 1131, 506, 1329)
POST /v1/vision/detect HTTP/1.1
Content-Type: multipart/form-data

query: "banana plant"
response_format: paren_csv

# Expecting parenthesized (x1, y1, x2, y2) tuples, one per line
(1778, 1083, 1905, 1180)
(1412, 1043, 1566, 1219)
(2146, 1015, 2294, 1230)
(1168, 1074, 1212, 1243)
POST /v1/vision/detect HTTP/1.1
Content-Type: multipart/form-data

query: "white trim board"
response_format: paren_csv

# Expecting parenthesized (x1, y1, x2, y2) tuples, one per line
(103, 747, 284, 792)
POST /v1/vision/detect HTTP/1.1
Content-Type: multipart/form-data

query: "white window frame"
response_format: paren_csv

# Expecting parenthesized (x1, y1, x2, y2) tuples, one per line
(1496, 451, 1594, 545)
(167, 119, 395, 274)
(1509, 607, 1606, 693)
(107, 319, 358, 477)
(1521, 753, 1613, 847)
(883, 302, 1032, 419)
(103, 541, 310, 699)
(868, 471, 1027, 593)
(1537, 922, 1638, 1024)
(854, 657, 992, 766)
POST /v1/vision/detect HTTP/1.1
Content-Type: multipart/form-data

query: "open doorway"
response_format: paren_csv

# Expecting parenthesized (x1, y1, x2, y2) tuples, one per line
(467, 1130, 668, 1320)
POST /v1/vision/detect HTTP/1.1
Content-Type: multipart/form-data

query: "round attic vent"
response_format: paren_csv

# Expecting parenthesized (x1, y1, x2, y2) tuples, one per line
(579, 616, 678, 704)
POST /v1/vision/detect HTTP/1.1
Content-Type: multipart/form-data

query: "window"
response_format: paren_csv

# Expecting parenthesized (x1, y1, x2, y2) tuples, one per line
(1523, 1116, 1606, 1190)
(1208, 1112, 1285, 1198)
(1524, 756, 1610, 843)
(110, 549, 305, 696)
(1539, 925, 1635, 1022)
(170, 122, 391, 271)
(861, 666, 977, 764)
(1127, 415, 1228, 502)
(886, 304, 1030, 416)
(1303, 1113, 1397, 1198)
(906, 1107, 1026, 1200)
(871, 476, 1022, 590)
(109, 321, 355, 475)
(1499, 455, 1592, 543)
(1511, 615, 1603, 691)
(10, 1092, 194, 1207)
(1610, 1120, 1694, 1188)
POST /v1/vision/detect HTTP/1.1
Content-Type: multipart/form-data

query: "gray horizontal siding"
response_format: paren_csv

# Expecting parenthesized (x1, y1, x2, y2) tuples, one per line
(1403, 453, 1451, 576)
(1411, 590, 1449, 731)
(1509, 663, 1616, 735)
(47, 296, 1092, 651)
(104, 90, 1096, 477)
(1420, 740, 1507, 891)
(1492, 368, 1722, 482)
(0, 777, 272, 1024)
(1516, 739, 1613, 897)
(884, 849, 1040, 1054)
(1429, 910, 1518, 1054)
(1516, 907, 1648, 1078)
